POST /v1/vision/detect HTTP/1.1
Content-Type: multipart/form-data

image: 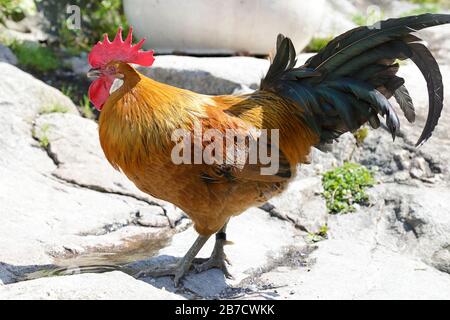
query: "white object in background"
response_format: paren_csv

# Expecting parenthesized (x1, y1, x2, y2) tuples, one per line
(123, 0, 325, 55)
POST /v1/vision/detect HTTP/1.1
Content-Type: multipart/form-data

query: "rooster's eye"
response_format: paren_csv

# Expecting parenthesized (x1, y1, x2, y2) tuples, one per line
(106, 65, 116, 74)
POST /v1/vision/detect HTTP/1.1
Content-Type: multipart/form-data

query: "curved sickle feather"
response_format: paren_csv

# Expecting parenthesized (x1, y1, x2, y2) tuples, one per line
(408, 43, 444, 147)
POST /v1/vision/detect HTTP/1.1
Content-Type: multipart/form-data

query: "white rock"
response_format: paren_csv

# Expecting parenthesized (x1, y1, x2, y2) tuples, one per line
(141, 55, 270, 95)
(0, 63, 174, 278)
(132, 208, 301, 298)
(266, 177, 328, 233)
(124, 0, 325, 55)
(137, 206, 170, 228)
(259, 240, 450, 300)
(315, 0, 357, 38)
(0, 271, 183, 300)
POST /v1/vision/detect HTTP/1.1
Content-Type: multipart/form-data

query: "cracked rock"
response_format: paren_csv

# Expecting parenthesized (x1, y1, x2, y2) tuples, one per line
(136, 206, 170, 228)
(0, 271, 183, 299)
(0, 63, 177, 277)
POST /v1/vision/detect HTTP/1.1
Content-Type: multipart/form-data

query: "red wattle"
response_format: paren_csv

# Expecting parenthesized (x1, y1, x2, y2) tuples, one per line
(88, 77, 114, 111)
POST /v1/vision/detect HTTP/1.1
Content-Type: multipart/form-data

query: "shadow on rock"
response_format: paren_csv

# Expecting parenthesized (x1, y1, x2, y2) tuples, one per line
(129, 254, 231, 299)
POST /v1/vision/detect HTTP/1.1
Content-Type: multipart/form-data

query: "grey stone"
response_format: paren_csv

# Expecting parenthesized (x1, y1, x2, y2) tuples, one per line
(32, 113, 185, 222)
(139, 55, 270, 95)
(0, 44, 17, 65)
(265, 177, 328, 233)
(420, 24, 450, 66)
(0, 271, 183, 300)
(66, 53, 90, 76)
(257, 240, 450, 300)
(137, 207, 170, 228)
(433, 247, 450, 274)
(0, 63, 176, 283)
(133, 208, 301, 298)
(315, 0, 358, 38)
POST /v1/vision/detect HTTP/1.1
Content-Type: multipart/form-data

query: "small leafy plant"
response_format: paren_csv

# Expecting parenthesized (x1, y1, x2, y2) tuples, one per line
(353, 127, 369, 146)
(39, 104, 69, 114)
(0, 0, 29, 22)
(308, 224, 329, 243)
(400, 3, 441, 17)
(322, 162, 375, 214)
(36, 123, 51, 149)
(56, 0, 128, 54)
(10, 41, 59, 72)
(79, 94, 95, 119)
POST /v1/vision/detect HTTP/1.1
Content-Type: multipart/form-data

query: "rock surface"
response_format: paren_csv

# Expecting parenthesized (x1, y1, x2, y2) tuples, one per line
(1, 23, 450, 300)
(140, 55, 270, 95)
(0, 44, 17, 65)
(0, 63, 183, 286)
(0, 271, 183, 300)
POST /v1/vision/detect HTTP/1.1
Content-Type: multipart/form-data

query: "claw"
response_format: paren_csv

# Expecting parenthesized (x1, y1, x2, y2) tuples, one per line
(135, 262, 191, 287)
(134, 234, 210, 287)
(194, 253, 234, 279)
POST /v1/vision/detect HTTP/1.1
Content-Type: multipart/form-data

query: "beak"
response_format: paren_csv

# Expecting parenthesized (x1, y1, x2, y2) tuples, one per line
(87, 68, 101, 79)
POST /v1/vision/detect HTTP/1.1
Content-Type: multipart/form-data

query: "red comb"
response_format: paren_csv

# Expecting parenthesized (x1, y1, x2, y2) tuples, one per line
(88, 27, 155, 68)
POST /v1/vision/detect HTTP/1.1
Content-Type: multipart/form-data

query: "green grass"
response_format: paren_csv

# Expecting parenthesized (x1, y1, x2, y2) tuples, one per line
(352, 13, 368, 26)
(79, 94, 95, 119)
(308, 225, 329, 243)
(322, 163, 375, 214)
(58, 0, 128, 54)
(353, 127, 369, 146)
(0, 0, 26, 21)
(352, 9, 385, 27)
(61, 85, 75, 99)
(400, 3, 441, 16)
(10, 41, 59, 72)
(36, 123, 51, 149)
(409, 0, 441, 4)
(39, 104, 70, 114)
(304, 37, 332, 53)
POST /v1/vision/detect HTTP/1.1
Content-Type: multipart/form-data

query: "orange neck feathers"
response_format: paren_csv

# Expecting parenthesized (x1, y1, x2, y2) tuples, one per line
(98, 63, 210, 171)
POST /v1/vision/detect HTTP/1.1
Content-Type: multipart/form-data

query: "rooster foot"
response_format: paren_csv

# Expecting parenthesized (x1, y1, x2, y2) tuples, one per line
(193, 239, 234, 279)
(136, 234, 211, 287)
(136, 261, 192, 287)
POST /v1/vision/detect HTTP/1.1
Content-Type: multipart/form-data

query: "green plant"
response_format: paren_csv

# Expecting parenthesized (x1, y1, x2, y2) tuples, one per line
(80, 94, 95, 119)
(10, 41, 59, 72)
(36, 123, 51, 148)
(0, 0, 25, 21)
(400, 3, 441, 17)
(353, 127, 369, 146)
(308, 224, 329, 243)
(347, 127, 370, 161)
(409, 0, 441, 4)
(39, 104, 69, 114)
(304, 37, 332, 53)
(352, 9, 385, 27)
(322, 162, 375, 214)
(57, 0, 128, 54)
(352, 13, 367, 26)
(60, 84, 77, 100)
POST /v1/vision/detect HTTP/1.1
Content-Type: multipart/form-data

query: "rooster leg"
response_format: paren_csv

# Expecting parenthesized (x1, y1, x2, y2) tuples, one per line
(137, 234, 210, 287)
(193, 222, 234, 279)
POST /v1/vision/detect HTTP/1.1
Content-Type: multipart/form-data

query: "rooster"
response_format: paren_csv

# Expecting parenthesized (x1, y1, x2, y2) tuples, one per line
(87, 14, 450, 286)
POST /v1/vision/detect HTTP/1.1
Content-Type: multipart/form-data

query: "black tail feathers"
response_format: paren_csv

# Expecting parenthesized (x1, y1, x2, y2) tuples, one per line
(261, 14, 450, 147)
